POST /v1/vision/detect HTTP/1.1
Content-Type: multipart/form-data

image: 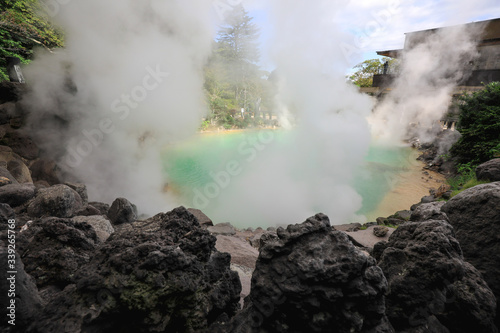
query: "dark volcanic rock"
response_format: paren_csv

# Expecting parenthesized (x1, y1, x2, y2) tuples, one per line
(0, 102, 14, 125)
(476, 159, 500, 182)
(71, 215, 114, 243)
(442, 182, 500, 328)
(0, 183, 35, 207)
(373, 226, 389, 237)
(0, 82, 25, 104)
(410, 201, 447, 222)
(74, 204, 102, 217)
(19, 217, 98, 289)
(31, 207, 241, 333)
(7, 159, 32, 183)
(0, 130, 39, 160)
(420, 195, 436, 204)
(64, 182, 88, 205)
(107, 197, 137, 225)
(27, 184, 83, 218)
(0, 250, 42, 332)
(375, 220, 497, 333)
(29, 159, 62, 185)
(88, 201, 110, 216)
(0, 166, 18, 184)
(0, 203, 15, 231)
(215, 213, 394, 333)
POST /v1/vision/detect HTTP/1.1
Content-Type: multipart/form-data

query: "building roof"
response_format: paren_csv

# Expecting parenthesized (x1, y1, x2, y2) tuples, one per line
(404, 18, 500, 49)
(376, 17, 500, 56)
(376, 49, 403, 58)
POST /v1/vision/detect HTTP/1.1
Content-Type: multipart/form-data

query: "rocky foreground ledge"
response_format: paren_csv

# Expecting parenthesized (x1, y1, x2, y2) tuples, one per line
(0, 81, 499, 332)
(1, 181, 499, 332)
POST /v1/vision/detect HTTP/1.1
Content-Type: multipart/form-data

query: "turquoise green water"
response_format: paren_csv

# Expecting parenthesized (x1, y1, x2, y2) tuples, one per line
(162, 130, 415, 224)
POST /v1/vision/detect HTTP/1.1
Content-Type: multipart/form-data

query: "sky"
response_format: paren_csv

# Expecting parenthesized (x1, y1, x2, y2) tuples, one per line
(244, 0, 500, 73)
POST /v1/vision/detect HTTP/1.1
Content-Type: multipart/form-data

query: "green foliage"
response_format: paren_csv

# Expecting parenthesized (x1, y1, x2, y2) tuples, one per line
(447, 162, 489, 197)
(348, 57, 399, 87)
(216, 4, 259, 64)
(447, 163, 475, 190)
(450, 82, 500, 165)
(199, 120, 210, 131)
(203, 5, 271, 130)
(0, 0, 64, 81)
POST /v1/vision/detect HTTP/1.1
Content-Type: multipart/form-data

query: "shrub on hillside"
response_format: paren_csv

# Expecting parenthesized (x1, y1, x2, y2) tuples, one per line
(0, 0, 64, 81)
(450, 82, 500, 166)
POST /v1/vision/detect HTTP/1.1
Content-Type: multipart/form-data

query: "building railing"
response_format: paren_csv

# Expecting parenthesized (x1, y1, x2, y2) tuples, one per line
(372, 69, 500, 88)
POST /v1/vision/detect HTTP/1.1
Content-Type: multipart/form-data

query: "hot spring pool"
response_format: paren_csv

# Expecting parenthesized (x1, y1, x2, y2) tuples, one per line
(162, 130, 442, 227)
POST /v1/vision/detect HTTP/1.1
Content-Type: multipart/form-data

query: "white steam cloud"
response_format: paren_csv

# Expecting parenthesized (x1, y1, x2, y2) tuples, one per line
(370, 21, 484, 143)
(24, 0, 216, 213)
(206, 0, 373, 227)
(25, 0, 373, 226)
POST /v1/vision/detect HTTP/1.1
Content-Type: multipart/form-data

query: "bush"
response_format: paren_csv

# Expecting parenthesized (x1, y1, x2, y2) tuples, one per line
(450, 82, 500, 166)
(0, 0, 64, 81)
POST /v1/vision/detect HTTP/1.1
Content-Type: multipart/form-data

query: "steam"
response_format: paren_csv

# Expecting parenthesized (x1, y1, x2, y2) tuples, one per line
(205, 0, 373, 227)
(24, 0, 216, 213)
(369, 21, 485, 144)
(24, 0, 373, 226)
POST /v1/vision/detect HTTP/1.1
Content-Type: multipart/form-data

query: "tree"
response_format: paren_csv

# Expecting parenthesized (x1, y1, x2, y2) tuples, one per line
(216, 4, 259, 64)
(215, 5, 261, 111)
(348, 57, 399, 87)
(203, 6, 270, 129)
(450, 81, 500, 166)
(0, 0, 64, 81)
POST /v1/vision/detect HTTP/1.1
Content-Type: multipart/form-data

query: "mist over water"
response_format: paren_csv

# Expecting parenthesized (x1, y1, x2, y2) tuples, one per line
(20, 0, 378, 226)
(192, 1, 374, 226)
(163, 132, 423, 228)
(21, 1, 482, 227)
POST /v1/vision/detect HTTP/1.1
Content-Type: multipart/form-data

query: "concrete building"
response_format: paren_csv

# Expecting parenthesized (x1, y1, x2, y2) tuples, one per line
(363, 18, 500, 95)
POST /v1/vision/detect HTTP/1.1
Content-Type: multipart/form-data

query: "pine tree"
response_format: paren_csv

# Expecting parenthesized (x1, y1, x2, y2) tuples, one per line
(213, 5, 262, 113)
(216, 4, 260, 64)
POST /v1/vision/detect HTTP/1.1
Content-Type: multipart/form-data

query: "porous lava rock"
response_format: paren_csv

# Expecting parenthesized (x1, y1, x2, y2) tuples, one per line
(375, 220, 497, 333)
(18, 217, 98, 289)
(0, 130, 39, 160)
(476, 159, 500, 182)
(107, 197, 137, 225)
(27, 184, 83, 218)
(0, 203, 15, 231)
(0, 251, 42, 333)
(71, 215, 114, 243)
(409, 201, 447, 222)
(30, 207, 241, 333)
(442, 182, 500, 328)
(213, 213, 394, 333)
(0, 183, 35, 207)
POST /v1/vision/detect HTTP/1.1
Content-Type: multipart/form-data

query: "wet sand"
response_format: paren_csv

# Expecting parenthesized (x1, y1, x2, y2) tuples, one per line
(365, 150, 445, 221)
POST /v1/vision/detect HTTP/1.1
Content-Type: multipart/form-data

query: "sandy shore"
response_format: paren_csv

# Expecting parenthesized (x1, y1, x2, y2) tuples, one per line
(365, 150, 445, 221)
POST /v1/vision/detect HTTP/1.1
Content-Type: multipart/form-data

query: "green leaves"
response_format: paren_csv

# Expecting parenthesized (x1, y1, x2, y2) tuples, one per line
(1, 0, 64, 81)
(348, 57, 399, 87)
(450, 82, 500, 166)
(204, 5, 269, 130)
